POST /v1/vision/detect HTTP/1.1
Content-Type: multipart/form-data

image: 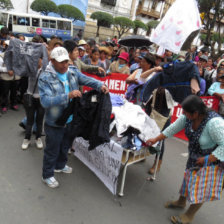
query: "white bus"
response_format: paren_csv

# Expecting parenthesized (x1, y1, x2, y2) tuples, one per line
(0, 11, 73, 40)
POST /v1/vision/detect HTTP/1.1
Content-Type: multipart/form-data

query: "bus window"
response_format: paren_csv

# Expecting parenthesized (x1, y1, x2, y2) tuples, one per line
(17, 17, 30, 26)
(64, 21, 71, 31)
(50, 20, 56, 29)
(32, 18, 40, 27)
(57, 20, 63, 30)
(42, 19, 49, 28)
(57, 20, 71, 30)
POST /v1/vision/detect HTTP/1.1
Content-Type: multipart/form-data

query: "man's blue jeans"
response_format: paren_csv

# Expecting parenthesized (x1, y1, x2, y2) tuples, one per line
(42, 123, 72, 179)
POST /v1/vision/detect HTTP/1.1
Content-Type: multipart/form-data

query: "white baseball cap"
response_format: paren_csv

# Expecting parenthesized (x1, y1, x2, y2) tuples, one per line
(4, 40, 10, 46)
(78, 46, 85, 51)
(50, 47, 70, 62)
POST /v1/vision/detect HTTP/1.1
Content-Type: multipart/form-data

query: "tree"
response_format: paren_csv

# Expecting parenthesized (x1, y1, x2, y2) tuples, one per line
(90, 11, 113, 37)
(216, 7, 224, 53)
(146, 20, 159, 36)
(58, 4, 85, 22)
(197, 0, 224, 52)
(31, 0, 58, 16)
(200, 32, 224, 53)
(0, 0, 13, 10)
(133, 20, 148, 35)
(113, 17, 135, 39)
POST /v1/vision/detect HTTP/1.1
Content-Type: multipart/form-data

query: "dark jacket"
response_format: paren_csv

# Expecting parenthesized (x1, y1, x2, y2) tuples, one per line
(56, 90, 112, 150)
(142, 61, 200, 104)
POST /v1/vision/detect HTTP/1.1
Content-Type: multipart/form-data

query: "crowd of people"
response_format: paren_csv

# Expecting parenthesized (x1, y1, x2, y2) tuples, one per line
(1, 25, 224, 224)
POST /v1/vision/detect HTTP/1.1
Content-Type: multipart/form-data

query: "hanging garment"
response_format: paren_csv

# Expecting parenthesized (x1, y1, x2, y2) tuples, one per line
(142, 61, 200, 104)
(4, 38, 48, 77)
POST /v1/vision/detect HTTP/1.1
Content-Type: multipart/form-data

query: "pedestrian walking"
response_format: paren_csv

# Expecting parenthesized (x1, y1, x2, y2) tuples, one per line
(146, 95, 224, 224)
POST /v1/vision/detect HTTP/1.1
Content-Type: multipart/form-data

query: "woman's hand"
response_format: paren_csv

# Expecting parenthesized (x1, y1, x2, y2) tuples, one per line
(146, 134, 166, 146)
(196, 155, 217, 166)
(196, 157, 205, 166)
(154, 66, 163, 72)
(146, 138, 158, 146)
(127, 79, 139, 84)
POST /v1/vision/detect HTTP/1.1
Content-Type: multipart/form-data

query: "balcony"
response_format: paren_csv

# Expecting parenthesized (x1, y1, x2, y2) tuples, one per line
(136, 7, 160, 19)
(101, 0, 116, 7)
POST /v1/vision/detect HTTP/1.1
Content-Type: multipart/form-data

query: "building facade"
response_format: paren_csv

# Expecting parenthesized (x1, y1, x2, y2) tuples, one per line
(84, 0, 139, 40)
(84, 0, 176, 40)
(135, 0, 175, 35)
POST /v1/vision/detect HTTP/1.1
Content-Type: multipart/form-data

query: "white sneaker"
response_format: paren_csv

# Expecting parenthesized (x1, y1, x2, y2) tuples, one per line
(54, 165, 73, 174)
(35, 138, 43, 149)
(21, 139, 31, 150)
(42, 176, 59, 188)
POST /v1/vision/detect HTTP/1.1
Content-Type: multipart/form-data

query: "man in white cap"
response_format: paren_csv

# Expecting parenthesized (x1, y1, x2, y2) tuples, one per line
(38, 47, 109, 188)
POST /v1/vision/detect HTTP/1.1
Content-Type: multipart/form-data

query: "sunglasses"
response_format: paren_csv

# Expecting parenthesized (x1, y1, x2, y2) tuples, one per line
(220, 64, 224, 67)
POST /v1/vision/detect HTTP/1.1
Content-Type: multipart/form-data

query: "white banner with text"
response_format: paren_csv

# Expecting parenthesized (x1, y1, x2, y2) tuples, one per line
(73, 137, 123, 195)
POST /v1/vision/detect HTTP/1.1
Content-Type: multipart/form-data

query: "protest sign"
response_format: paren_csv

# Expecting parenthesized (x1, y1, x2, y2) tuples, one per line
(73, 137, 123, 195)
(83, 73, 129, 96)
(150, 0, 202, 54)
(171, 96, 219, 141)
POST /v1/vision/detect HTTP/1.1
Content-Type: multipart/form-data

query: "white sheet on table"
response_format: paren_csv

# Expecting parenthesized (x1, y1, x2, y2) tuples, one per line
(111, 101, 160, 143)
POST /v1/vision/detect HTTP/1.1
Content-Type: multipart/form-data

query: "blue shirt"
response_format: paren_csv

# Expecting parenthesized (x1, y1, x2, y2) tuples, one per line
(57, 72, 73, 124)
(208, 82, 224, 96)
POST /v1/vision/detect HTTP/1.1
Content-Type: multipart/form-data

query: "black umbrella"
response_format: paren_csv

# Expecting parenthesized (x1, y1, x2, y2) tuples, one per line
(118, 35, 152, 48)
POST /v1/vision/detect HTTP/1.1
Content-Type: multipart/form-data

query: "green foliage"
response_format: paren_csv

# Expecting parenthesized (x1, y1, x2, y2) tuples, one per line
(113, 17, 135, 38)
(90, 11, 113, 28)
(31, 0, 57, 16)
(145, 20, 159, 35)
(197, 0, 214, 13)
(146, 20, 159, 30)
(200, 32, 224, 43)
(90, 11, 113, 37)
(134, 20, 147, 30)
(58, 4, 85, 22)
(0, 0, 13, 10)
(133, 20, 147, 34)
(200, 33, 207, 42)
(197, 0, 224, 54)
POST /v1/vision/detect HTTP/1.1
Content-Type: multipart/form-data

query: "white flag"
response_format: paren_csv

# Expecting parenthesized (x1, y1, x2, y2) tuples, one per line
(150, 0, 202, 54)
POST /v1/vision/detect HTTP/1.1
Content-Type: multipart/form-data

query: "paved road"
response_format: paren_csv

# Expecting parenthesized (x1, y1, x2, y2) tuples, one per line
(0, 108, 223, 224)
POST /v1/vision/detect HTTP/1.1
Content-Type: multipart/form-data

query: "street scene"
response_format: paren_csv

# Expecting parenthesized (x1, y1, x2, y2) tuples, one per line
(1, 0, 224, 224)
(1, 108, 224, 224)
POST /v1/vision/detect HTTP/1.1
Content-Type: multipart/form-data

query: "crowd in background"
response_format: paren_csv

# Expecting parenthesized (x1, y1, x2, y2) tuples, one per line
(1, 26, 224, 141)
